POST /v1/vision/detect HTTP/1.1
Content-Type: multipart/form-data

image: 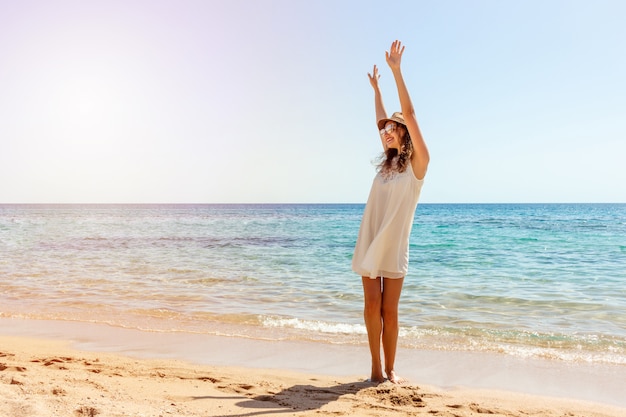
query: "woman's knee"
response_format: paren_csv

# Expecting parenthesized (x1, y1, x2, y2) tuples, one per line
(364, 296, 382, 318)
(381, 303, 399, 324)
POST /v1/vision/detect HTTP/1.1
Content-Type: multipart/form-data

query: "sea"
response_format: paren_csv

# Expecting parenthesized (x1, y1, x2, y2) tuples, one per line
(1, 203, 625, 366)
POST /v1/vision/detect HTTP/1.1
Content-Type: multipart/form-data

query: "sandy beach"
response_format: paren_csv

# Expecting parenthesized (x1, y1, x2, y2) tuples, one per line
(1, 319, 625, 417)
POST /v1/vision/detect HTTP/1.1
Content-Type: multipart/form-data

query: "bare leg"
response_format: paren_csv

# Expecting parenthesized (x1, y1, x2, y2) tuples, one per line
(362, 276, 384, 382)
(381, 277, 405, 384)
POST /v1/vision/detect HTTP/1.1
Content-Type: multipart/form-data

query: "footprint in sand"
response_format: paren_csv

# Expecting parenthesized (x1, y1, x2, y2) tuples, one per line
(32, 356, 94, 371)
(10, 377, 24, 385)
(469, 402, 500, 414)
(0, 364, 27, 372)
(75, 406, 99, 417)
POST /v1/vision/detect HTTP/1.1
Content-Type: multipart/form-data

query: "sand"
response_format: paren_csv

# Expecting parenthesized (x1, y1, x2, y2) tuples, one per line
(2, 329, 625, 417)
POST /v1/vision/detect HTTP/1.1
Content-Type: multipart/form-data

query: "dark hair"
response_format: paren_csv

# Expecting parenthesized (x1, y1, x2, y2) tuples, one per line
(377, 125, 413, 175)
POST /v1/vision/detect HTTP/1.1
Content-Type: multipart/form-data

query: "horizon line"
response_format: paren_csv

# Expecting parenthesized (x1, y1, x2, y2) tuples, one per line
(1, 202, 625, 206)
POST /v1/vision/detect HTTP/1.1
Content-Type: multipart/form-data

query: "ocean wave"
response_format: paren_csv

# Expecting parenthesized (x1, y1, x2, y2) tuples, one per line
(261, 316, 367, 335)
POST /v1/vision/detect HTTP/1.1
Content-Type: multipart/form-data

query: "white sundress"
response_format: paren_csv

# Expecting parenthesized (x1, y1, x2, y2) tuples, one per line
(352, 162, 424, 279)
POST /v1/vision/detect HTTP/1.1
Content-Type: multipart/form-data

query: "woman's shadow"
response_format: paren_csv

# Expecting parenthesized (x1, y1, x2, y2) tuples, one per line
(196, 379, 376, 417)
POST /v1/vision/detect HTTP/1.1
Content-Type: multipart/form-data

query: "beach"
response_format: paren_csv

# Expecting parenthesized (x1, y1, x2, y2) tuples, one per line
(2, 318, 625, 417)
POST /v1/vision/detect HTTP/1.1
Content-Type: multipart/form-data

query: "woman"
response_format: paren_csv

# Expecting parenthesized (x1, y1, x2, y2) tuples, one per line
(352, 40, 430, 384)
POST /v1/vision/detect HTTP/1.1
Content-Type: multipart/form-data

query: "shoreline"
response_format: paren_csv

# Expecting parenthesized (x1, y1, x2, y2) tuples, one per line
(1, 317, 625, 412)
(3, 338, 624, 417)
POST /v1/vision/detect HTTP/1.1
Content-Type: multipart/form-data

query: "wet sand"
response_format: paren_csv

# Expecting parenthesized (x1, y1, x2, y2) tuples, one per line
(1, 318, 625, 417)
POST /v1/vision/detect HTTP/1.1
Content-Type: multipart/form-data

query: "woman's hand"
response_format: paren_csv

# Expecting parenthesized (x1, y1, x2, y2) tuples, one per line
(385, 40, 405, 71)
(368, 65, 380, 90)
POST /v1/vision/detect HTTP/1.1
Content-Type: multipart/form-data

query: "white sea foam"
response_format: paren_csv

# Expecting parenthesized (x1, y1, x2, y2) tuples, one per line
(261, 316, 367, 335)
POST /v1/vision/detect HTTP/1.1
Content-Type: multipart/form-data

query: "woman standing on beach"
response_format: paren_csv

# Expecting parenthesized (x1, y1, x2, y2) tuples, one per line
(352, 40, 430, 384)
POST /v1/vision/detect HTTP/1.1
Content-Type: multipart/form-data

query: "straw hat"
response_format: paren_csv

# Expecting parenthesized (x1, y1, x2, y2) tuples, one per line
(377, 112, 406, 130)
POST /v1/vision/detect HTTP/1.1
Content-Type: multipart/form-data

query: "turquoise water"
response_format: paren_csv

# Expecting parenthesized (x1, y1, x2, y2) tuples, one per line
(1, 204, 625, 365)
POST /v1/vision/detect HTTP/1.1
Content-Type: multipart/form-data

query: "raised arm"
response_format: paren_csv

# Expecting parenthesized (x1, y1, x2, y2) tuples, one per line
(368, 65, 389, 151)
(386, 40, 430, 180)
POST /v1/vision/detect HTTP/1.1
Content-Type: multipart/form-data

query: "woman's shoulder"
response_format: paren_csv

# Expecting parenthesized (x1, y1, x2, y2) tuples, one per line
(406, 160, 425, 182)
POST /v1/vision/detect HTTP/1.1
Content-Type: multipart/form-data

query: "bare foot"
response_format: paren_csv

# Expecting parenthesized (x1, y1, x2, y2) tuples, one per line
(369, 373, 385, 384)
(387, 370, 407, 384)
(369, 363, 385, 384)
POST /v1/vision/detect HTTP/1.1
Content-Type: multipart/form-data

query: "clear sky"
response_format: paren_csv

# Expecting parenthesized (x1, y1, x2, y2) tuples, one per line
(1, 0, 624, 203)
